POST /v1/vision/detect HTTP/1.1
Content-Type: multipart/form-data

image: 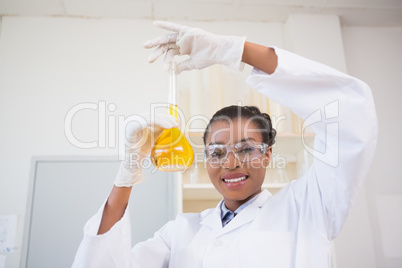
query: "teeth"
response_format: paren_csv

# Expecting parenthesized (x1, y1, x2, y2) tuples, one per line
(223, 176, 247, 183)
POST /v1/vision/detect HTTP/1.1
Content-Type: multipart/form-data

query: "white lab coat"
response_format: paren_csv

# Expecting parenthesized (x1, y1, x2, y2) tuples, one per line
(72, 47, 378, 268)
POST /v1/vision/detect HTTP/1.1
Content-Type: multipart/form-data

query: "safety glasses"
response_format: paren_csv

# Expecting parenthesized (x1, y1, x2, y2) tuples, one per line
(203, 141, 269, 164)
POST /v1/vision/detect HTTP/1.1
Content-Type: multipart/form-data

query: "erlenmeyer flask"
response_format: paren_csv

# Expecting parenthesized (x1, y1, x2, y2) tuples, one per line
(150, 65, 194, 172)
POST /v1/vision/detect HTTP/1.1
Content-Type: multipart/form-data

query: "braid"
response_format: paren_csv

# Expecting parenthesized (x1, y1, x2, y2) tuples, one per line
(261, 112, 277, 146)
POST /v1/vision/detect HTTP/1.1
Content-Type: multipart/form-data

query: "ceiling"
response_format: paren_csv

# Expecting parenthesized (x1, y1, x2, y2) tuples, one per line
(0, 0, 401, 27)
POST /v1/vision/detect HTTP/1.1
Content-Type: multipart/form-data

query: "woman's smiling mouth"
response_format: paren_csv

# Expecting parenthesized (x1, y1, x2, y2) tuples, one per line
(221, 173, 249, 187)
(222, 176, 248, 183)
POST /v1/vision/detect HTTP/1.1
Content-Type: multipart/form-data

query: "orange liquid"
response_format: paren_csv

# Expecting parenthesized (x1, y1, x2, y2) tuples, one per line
(151, 105, 194, 172)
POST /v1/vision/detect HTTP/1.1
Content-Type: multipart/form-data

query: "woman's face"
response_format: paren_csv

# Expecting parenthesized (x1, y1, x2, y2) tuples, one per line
(205, 117, 272, 211)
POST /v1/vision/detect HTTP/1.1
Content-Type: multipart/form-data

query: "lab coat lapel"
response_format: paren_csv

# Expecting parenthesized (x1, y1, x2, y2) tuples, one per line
(220, 189, 272, 235)
(200, 190, 272, 233)
(200, 200, 225, 231)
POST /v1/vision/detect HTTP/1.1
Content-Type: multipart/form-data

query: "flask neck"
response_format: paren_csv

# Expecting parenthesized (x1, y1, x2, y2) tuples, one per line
(168, 64, 177, 106)
(168, 104, 178, 120)
(168, 63, 178, 120)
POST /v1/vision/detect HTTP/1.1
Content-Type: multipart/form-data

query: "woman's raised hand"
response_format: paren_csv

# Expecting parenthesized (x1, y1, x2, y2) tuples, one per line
(144, 21, 246, 73)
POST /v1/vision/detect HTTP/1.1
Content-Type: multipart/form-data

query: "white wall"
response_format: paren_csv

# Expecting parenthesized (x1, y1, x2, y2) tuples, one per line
(0, 18, 167, 267)
(339, 26, 402, 268)
(0, 16, 400, 268)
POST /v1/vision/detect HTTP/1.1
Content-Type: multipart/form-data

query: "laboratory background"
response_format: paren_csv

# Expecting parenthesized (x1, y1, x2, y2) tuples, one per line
(0, 0, 401, 267)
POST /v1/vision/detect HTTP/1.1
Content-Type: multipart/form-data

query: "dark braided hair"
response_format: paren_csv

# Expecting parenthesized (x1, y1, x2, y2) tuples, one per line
(203, 105, 276, 146)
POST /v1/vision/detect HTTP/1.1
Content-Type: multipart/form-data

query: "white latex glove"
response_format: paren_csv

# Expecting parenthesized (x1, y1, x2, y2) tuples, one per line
(114, 113, 179, 187)
(143, 21, 247, 74)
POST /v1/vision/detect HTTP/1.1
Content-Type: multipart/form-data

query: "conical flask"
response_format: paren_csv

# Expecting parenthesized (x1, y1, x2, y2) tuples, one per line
(150, 65, 194, 172)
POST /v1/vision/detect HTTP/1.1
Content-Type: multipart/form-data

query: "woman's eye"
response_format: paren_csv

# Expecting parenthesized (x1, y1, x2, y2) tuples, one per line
(211, 149, 224, 158)
(238, 147, 254, 154)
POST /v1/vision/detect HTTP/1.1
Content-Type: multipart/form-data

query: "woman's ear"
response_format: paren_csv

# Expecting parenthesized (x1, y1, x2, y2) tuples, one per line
(263, 146, 272, 166)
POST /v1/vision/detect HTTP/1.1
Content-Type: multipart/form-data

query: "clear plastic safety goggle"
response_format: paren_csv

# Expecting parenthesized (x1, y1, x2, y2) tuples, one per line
(203, 141, 269, 163)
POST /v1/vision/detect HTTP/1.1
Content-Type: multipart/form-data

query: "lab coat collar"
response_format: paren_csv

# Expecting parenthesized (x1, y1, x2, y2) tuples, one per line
(200, 189, 272, 233)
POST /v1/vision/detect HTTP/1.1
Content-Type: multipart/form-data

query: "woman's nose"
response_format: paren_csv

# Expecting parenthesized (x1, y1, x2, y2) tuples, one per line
(222, 151, 240, 169)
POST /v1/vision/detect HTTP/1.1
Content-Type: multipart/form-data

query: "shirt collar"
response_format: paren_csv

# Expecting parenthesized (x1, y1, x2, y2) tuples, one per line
(200, 189, 272, 231)
(220, 191, 262, 220)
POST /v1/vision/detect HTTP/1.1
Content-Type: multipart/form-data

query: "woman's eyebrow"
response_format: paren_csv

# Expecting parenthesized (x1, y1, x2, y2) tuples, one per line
(207, 142, 224, 146)
(239, 138, 256, 143)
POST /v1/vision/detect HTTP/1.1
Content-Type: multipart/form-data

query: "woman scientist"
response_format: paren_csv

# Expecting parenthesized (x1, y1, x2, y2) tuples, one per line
(72, 21, 378, 267)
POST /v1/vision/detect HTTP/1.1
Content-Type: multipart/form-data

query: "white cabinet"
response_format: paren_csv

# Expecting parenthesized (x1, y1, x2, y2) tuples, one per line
(177, 132, 315, 213)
